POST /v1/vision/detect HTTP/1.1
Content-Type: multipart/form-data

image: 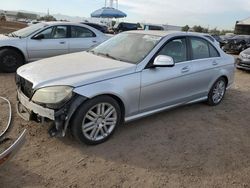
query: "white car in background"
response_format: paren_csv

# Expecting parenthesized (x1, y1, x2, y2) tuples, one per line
(0, 22, 110, 72)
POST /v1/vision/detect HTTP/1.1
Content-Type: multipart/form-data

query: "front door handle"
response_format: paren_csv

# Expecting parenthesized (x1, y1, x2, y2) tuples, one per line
(59, 41, 66, 44)
(181, 66, 190, 73)
(92, 40, 97, 43)
(212, 60, 218, 66)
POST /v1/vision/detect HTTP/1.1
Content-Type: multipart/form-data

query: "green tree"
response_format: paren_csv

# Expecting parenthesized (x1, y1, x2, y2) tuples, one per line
(38, 15, 57, 22)
(182, 25, 190, 32)
(0, 13, 6, 22)
(210, 27, 220, 35)
(192, 25, 203, 33)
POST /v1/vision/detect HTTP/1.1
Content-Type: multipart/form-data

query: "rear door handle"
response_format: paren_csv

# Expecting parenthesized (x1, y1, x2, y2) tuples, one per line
(212, 60, 218, 66)
(59, 41, 66, 44)
(92, 40, 97, 43)
(181, 66, 190, 73)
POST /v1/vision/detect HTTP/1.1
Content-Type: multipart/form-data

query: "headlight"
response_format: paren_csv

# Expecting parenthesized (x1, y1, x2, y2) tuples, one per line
(32, 86, 73, 104)
(240, 53, 250, 59)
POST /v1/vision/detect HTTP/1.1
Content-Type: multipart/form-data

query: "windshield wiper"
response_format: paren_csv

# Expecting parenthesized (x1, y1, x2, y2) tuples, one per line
(8, 32, 20, 38)
(96, 52, 125, 62)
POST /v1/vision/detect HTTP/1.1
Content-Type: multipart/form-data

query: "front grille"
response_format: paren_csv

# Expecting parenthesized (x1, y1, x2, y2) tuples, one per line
(239, 63, 250, 68)
(16, 74, 34, 98)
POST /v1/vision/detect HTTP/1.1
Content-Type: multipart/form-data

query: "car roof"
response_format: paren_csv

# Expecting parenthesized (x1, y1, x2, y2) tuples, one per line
(43, 21, 86, 26)
(126, 30, 212, 38)
(126, 30, 182, 37)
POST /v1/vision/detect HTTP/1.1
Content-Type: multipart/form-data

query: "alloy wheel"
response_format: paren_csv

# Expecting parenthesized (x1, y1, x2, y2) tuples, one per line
(212, 80, 226, 104)
(81, 103, 117, 141)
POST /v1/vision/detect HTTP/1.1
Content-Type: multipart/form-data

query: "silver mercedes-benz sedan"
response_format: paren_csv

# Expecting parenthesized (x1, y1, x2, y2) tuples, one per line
(16, 30, 235, 145)
(0, 22, 109, 72)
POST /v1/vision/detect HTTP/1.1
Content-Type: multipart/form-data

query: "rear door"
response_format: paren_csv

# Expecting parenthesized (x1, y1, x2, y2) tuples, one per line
(68, 26, 98, 53)
(27, 25, 69, 61)
(187, 36, 221, 97)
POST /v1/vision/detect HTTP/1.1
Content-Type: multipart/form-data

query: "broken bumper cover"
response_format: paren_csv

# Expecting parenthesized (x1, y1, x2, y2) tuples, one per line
(17, 89, 55, 121)
(0, 130, 27, 167)
(17, 89, 87, 137)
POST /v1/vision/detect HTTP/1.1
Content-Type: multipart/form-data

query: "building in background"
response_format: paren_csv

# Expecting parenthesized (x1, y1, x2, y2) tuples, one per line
(143, 23, 182, 31)
(235, 17, 250, 35)
(0, 10, 39, 21)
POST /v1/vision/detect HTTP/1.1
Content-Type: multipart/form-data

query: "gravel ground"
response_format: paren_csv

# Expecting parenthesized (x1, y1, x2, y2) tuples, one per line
(0, 68, 250, 188)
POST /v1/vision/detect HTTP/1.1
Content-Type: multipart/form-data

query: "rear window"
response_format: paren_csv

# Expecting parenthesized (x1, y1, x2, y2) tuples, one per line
(190, 37, 220, 60)
(209, 43, 220, 57)
(71, 26, 96, 38)
(190, 37, 210, 60)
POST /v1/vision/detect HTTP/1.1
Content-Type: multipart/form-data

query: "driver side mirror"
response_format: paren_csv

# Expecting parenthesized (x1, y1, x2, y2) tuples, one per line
(153, 55, 175, 67)
(33, 34, 45, 40)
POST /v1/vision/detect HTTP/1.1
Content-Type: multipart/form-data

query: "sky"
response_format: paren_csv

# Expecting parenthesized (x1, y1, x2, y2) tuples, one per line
(1, 0, 250, 30)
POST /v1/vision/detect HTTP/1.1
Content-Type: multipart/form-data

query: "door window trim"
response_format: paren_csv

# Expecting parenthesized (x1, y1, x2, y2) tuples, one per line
(187, 36, 220, 61)
(145, 36, 190, 69)
(69, 25, 96, 38)
(31, 25, 70, 39)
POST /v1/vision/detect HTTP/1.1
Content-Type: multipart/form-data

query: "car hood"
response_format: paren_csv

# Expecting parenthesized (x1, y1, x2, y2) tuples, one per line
(0, 34, 10, 39)
(242, 48, 250, 55)
(0, 34, 23, 47)
(0, 34, 19, 41)
(17, 52, 136, 89)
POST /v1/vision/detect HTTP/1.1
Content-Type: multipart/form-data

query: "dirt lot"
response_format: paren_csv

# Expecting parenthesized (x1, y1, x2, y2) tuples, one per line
(0, 68, 250, 188)
(0, 21, 27, 34)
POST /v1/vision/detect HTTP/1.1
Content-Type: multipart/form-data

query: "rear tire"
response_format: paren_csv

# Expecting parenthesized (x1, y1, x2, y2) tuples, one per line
(71, 96, 121, 145)
(207, 77, 227, 106)
(0, 49, 24, 73)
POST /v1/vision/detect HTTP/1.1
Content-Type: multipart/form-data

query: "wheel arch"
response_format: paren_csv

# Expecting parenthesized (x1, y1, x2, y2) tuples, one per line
(220, 75, 229, 87)
(208, 75, 229, 95)
(65, 93, 126, 134)
(0, 46, 27, 62)
(78, 93, 126, 123)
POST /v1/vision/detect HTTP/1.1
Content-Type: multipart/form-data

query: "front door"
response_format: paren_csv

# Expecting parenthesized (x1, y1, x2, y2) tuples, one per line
(27, 25, 69, 61)
(140, 37, 197, 112)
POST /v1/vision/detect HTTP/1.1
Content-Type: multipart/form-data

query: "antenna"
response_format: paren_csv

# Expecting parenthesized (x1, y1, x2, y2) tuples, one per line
(109, 0, 113, 8)
(105, 0, 118, 8)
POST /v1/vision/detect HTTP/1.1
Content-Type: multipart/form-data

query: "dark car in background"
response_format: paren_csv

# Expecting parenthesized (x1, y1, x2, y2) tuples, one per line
(81, 22, 108, 33)
(144, 24, 164, 31)
(211, 34, 224, 47)
(223, 35, 250, 54)
(113, 22, 139, 33)
(237, 48, 250, 70)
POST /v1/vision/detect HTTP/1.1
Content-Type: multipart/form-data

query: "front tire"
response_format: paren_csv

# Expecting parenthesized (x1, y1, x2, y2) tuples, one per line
(71, 96, 121, 145)
(0, 49, 24, 73)
(207, 77, 227, 106)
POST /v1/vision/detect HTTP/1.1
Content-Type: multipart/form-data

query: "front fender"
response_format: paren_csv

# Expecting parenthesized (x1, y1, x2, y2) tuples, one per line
(73, 73, 141, 117)
(0, 38, 28, 61)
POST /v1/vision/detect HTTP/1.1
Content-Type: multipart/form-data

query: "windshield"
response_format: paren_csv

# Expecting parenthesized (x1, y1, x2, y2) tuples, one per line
(90, 33, 161, 64)
(10, 23, 47, 38)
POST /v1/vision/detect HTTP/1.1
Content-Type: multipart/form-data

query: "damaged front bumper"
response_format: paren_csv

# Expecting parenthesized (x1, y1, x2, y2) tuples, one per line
(17, 89, 87, 137)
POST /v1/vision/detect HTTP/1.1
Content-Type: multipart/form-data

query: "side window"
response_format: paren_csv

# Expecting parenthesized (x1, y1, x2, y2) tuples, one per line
(52, 26, 67, 39)
(158, 38, 187, 63)
(209, 43, 220, 57)
(71, 26, 96, 38)
(190, 37, 210, 60)
(38, 27, 53, 39)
